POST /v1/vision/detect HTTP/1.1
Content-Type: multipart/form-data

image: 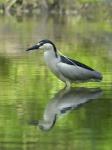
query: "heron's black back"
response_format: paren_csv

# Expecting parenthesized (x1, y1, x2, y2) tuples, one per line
(61, 55, 95, 71)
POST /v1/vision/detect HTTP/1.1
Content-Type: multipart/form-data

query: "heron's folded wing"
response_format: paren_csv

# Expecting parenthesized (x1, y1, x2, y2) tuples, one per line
(57, 56, 102, 81)
(60, 55, 94, 71)
(57, 62, 92, 81)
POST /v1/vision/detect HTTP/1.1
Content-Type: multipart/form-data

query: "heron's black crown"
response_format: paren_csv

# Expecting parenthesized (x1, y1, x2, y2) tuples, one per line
(39, 39, 55, 45)
(40, 39, 57, 57)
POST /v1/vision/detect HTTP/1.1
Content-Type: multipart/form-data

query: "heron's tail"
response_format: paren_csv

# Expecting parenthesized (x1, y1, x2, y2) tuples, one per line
(94, 71, 103, 81)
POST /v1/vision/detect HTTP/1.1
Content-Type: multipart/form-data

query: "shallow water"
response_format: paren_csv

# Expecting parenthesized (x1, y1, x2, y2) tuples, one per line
(0, 13, 112, 150)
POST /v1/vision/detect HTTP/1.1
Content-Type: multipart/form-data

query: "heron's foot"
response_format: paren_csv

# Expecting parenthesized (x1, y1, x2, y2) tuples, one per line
(64, 81, 71, 91)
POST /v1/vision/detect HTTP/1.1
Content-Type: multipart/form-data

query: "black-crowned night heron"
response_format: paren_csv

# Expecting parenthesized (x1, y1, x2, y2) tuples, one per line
(26, 39, 102, 87)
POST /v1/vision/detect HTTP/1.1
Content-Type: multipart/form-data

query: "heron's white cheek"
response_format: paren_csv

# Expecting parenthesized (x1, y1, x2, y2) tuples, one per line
(39, 45, 44, 49)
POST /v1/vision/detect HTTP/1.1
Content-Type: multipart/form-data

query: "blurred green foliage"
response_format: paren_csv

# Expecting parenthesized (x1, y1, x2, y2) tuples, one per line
(0, 0, 111, 15)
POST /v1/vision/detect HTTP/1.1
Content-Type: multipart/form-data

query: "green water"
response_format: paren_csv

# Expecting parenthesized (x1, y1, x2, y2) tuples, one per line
(0, 13, 112, 150)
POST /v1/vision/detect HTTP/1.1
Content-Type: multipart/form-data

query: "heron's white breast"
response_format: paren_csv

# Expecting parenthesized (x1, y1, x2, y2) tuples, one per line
(43, 50, 69, 82)
(44, 50, 60, 74)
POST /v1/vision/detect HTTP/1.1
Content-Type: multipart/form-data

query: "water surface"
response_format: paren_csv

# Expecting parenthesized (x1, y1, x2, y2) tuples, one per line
(0, 13, 112, 150)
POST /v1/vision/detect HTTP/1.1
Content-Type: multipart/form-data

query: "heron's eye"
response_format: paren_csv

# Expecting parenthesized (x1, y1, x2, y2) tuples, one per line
(39, 42, 44, 47)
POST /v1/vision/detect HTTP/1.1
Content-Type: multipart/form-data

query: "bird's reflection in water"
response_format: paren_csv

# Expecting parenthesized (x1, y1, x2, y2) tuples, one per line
(30, 87, 103, 131)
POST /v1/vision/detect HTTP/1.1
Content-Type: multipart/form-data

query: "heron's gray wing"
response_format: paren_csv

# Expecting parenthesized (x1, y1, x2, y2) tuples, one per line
(57, 56, 102, 81)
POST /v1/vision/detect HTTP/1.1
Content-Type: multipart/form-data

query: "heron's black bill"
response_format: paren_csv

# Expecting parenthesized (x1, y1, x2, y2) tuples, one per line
(26, 44, 40, 51)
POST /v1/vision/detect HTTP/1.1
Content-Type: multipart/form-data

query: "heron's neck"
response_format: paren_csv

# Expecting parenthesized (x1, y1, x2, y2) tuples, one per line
(44, 48, 59, 58)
